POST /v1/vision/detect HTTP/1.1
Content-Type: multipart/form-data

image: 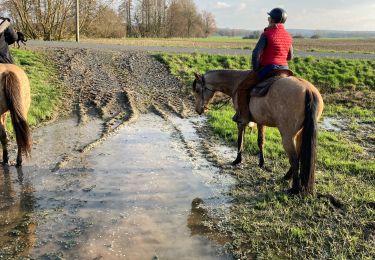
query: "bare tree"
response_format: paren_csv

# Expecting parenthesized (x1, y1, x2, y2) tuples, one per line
(201, 11, 216, 37)
(0, 0, 216, 39)
(119, 0, 132, 37)
(166, 0, 205, 37)
(2, 0, 75, 40)
(88, 4, 126, 38)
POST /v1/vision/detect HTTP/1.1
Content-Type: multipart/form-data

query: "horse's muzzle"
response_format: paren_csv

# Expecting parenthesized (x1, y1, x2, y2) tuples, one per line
(196, 106, 208, 115)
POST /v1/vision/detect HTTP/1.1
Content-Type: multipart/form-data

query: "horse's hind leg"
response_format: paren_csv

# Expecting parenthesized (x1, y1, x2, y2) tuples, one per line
(258, 125, 265, 167)
(281, 134, 301, 193)
(0, 114, 9, 164)
(283, 130, 303, 180)
(232, 123, 246, 165)
(16, 145, 23, 167)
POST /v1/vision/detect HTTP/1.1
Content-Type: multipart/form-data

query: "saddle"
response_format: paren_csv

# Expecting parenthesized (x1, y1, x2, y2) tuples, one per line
(250, 69, 294, 97)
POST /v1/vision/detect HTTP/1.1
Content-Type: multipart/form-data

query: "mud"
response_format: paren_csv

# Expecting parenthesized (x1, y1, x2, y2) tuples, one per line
(320, 116, 374, 156)
(0, 49, 235, 259)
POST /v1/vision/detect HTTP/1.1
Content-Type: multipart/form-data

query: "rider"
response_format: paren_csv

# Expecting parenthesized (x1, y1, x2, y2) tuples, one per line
(0, 17, 17, 64)
(233, 8, 293, 125)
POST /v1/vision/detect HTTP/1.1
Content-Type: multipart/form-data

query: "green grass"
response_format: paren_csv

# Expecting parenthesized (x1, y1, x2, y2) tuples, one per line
(156, 53, 375, 92)
(155, 53, 250, 86)
(290, 57, 375, 91)
(10, 48, 63, 129)
(324, 104, 375, 123)
(158, 53, 375, 258)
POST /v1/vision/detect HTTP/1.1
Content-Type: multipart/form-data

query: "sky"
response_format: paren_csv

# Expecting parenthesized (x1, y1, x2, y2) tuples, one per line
(194, 0, 375, 31)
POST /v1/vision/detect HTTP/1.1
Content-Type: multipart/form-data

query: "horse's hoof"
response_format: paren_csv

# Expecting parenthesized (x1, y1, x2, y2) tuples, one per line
(231, 158, 242, 166)
(259, 159, 265, 168)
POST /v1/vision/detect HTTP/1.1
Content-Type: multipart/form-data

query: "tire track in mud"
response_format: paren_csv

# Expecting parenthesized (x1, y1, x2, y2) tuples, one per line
(53, 48, 240, 240)
(48, 48, 195, 171)
(20, 48, 236, 257)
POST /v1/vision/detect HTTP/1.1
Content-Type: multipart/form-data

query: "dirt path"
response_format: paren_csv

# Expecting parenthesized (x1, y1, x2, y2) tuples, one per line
(0, 49, 237, 259)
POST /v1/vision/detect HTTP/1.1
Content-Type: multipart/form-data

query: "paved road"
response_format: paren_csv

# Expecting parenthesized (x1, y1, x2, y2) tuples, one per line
(27, 40, 375, 60)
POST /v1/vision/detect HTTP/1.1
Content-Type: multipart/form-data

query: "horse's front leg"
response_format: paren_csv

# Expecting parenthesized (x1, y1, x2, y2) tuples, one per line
(257, 124, 265, 168)
(232, 123, 246, 165)
(0, 114, 8, 165)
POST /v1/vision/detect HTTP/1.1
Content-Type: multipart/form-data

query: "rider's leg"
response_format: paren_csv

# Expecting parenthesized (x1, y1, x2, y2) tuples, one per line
(233, 71, 259, 124)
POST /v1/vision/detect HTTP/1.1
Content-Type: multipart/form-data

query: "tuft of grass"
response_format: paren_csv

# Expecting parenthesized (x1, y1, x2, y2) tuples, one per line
(155, 53, 250, 87)
(324, 104, 374, 123)
(9, 48, 63, 130)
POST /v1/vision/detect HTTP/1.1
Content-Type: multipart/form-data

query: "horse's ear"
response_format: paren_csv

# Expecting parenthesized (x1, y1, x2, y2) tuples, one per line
(194, 72, 202, 81)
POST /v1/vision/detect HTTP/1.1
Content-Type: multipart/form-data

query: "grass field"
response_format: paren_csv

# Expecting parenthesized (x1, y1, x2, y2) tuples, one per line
(157, 53, 375, 258)
(10, 48, 63, 129)
(82, 37, 375, 53)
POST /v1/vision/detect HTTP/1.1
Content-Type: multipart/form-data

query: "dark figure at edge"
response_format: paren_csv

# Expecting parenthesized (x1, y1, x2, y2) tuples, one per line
(0, 17, 17, 64)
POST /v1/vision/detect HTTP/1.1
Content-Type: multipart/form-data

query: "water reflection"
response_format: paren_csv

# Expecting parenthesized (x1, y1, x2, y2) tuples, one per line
(0, 166, 36, 258)
(187, 198, 230, 247)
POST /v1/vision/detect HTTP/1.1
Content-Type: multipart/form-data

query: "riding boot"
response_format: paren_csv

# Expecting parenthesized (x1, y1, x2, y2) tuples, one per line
(233, 71, 259, 125)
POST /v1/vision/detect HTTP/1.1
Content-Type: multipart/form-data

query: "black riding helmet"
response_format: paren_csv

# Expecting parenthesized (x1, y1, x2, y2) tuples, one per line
(268, 8, 287, 23)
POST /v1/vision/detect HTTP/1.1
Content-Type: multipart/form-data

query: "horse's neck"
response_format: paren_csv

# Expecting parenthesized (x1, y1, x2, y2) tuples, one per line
(213, 82, 236, 97)
(206, 71, 247, 97)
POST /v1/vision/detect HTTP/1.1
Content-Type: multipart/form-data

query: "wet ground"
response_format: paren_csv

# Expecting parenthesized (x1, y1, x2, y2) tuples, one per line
(1, 113, 235, 259)
(0, 49, 238, 259)
(3, 47, 372, 259)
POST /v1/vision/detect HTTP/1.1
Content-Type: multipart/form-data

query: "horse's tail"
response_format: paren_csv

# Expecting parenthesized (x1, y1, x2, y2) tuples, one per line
(2, 70, 32, 157)
(300, 89, 319, 194)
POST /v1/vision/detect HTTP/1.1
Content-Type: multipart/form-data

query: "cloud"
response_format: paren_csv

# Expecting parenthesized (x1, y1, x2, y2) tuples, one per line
(215, 2, 231, 9)
(237, 3, 247, 11)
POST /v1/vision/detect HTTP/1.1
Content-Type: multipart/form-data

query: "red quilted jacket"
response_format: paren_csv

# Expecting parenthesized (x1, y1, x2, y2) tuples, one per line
(260, 24, 293, 66)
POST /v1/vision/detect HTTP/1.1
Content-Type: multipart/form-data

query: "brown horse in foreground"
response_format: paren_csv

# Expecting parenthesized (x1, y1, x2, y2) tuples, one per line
(0, 64, 31, 166)
(193, 70, 324, 194)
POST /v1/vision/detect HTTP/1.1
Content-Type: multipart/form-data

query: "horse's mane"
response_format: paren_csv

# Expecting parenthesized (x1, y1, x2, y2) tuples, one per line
(205, 69, 248, 76)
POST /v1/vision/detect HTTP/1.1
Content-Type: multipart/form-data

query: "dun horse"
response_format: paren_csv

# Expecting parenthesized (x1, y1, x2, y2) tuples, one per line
(0, 64, 31, 166)
(193, 70, 323, 194)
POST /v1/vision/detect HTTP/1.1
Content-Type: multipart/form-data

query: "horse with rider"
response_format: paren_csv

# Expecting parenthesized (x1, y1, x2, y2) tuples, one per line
(193, 8, 324, 194)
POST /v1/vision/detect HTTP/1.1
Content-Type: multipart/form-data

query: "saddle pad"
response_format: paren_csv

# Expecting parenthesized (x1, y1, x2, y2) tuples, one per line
(250, 76, 284, 97)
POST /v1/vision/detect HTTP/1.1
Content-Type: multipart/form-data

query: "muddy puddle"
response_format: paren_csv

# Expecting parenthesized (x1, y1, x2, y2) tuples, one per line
(321, 117, 343, 132)
(0, 114, 234, 259)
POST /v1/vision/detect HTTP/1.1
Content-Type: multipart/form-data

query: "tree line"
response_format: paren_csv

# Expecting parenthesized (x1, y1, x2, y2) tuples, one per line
(0, 0, 216, 40)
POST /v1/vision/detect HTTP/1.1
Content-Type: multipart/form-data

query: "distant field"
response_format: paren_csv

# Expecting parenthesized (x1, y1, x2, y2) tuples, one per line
(82, 37, 375, 53)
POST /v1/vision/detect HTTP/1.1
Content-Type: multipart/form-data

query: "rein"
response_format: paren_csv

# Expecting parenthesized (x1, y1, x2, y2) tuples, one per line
(200, 77, 231, 110)
(215, 96, 232, 109)
(200, 76, 215, 110)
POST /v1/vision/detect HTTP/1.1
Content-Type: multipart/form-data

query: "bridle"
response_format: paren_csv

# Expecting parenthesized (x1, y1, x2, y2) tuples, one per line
(198, 76, 215, 111)
(195, 75, 231, 111)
